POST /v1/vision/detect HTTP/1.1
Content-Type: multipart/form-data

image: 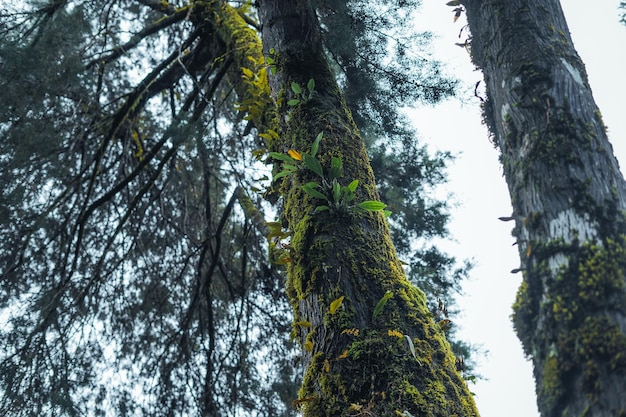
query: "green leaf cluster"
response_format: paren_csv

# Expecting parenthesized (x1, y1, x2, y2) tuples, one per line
(287, 78, 315, 106)
(270, 133, 389, 216)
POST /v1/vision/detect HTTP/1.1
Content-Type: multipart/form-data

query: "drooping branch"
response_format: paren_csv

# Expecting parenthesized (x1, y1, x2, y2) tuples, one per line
(86, 6, 192, 68)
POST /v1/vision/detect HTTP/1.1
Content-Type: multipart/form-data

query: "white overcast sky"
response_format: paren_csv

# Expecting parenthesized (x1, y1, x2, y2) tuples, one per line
(411, 2, 626, 417)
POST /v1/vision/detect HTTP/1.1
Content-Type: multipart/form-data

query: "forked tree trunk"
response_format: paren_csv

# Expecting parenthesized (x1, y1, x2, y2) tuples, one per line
(464, 1, 626, 416)
(255, 1, 479, 416)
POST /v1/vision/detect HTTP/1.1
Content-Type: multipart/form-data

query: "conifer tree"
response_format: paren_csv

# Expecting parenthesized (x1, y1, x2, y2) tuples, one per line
(0, 1, 472, 415)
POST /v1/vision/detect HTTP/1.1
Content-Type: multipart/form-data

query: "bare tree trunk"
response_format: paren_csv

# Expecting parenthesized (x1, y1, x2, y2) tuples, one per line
(463, 1, 626, 416)
(255, 1, 479, 415)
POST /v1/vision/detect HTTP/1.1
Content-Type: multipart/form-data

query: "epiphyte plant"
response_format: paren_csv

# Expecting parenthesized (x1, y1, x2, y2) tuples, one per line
(269, 132, 390, 216)
(288, 78, 315, 106)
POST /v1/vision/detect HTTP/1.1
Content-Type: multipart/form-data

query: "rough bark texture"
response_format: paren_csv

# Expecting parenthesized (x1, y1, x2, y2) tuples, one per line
(257, 1, 479, 416)
(464, 1, 626, 416)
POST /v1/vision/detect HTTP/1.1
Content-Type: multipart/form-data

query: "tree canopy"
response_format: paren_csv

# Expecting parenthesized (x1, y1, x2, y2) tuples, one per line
(0, 1, 472, 416)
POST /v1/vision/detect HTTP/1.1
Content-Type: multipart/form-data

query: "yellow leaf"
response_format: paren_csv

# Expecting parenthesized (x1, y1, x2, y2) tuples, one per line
(295, 321, 311, 328)
(259, 129, 279, 141)
(241, 67, 254, 79)
(287, 149, 302, 161)
(329, 296, 345, 314)
(341, 328, 359, 336)
(387, 329, 403, 338)
(247, 55, 261, 65)
(304, 340, 313, 352)
(323, 359, 330, 373)
(337, 350, 348, 360)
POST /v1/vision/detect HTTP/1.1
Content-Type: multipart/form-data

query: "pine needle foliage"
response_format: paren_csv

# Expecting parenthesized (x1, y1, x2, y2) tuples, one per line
(0, 1, 473, 415)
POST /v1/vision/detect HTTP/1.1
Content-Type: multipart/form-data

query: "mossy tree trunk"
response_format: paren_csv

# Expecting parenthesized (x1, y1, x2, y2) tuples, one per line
(464, 1, 626, 416)
(256, 1, 479, 416)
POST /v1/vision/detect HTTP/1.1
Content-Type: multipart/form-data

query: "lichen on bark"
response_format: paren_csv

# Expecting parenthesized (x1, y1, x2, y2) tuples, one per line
(464, 1, 626, 415)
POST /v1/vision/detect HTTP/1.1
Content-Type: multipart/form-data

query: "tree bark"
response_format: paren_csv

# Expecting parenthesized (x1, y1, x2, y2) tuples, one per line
(464, 1, 626, 416)
(256, 1, 479, 416)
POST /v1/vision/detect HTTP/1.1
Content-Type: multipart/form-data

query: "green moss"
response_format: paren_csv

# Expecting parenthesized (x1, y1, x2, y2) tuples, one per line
(594, 109, 606, 130)
(512, 277, 537, 355)
(515, 232, 626, 414)
(524, 109, 595, 168)
(540, 355, 565, 412)
(347, 331, 389, 360)
(551, 293, 577, 323)
(400, 379, 424, 404)
(423, 380, 449, 411)
(324, 299, 357, 330)
(266, 13, 479, 415)
(575, 317, 626, 370)
(295, 316, 477, 415)
(577, 237, 626, 303)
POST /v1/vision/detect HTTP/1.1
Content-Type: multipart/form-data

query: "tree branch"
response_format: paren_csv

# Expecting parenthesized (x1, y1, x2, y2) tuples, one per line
(86, 7, 190, 68)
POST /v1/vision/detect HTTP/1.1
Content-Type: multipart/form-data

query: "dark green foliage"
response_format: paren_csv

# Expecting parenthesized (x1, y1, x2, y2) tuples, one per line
(0, 4, 88, 229)
(1, 2, 297, 416)
(0, 0, 474, 416)
(317, 0, 456, 110)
